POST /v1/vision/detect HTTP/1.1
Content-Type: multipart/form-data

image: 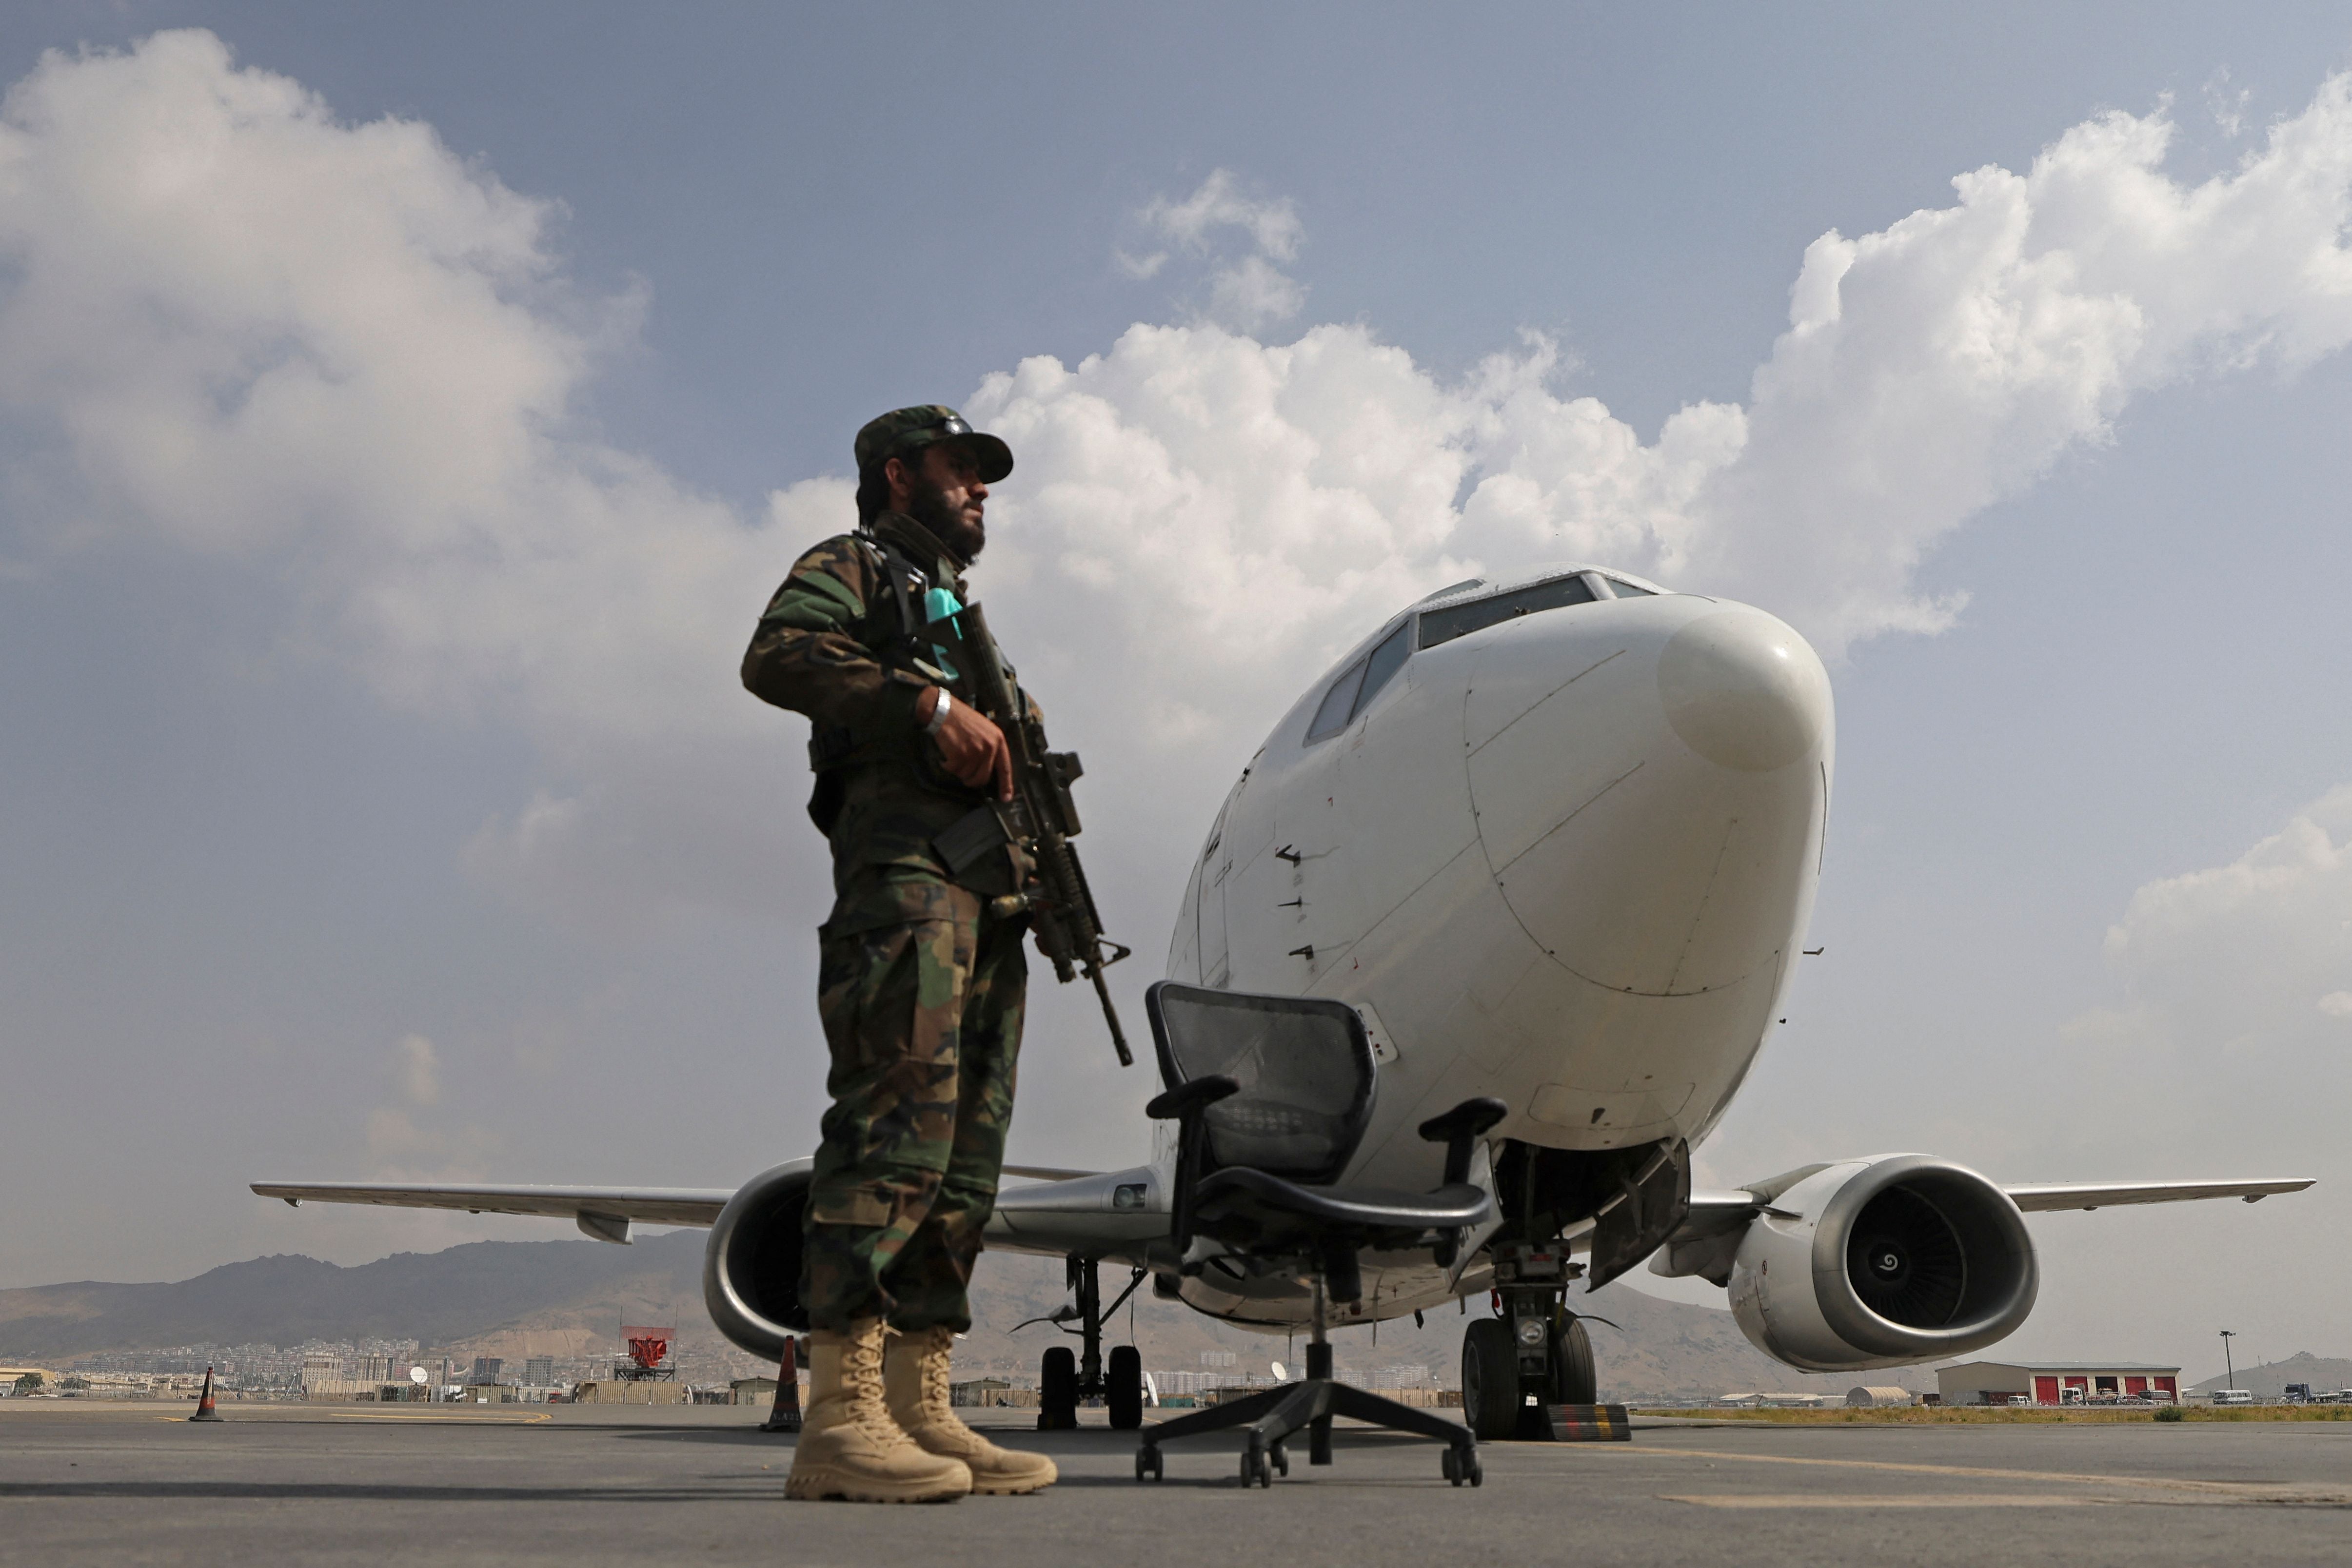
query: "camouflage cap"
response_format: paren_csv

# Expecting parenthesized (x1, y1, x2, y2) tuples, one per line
(853, 405, 1014, 484)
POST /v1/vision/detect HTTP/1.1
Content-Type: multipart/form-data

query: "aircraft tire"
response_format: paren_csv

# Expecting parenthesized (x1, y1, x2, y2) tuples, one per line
(1038, 1346, 1077, 1431)
(1548, 1315, 1597, 1405)
(1461, 1317, 1520, 1441)
(1107, 1344, 1144, 1430)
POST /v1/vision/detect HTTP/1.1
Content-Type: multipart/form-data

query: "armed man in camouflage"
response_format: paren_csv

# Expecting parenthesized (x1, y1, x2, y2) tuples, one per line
(742, 406, 1058, 1504)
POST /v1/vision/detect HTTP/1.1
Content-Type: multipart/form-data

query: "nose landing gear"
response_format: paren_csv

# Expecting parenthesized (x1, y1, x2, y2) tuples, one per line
(1462, 1243, 1598, 1439)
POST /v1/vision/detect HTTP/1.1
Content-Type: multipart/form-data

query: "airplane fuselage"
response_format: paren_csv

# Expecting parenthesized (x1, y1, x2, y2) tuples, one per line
(990, 566, 1834, 1329)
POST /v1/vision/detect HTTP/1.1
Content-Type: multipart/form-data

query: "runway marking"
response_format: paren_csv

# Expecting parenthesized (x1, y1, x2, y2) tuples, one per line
(1664, 1493, 2097, 1509)
(150, 1411, 554, 1425)
(1600, 1446, 2352, 1506)
(327, 1411, 553, 1425)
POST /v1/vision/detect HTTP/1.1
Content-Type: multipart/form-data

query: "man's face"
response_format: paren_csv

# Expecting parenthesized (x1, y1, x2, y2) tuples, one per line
(889, 443, 988, 561)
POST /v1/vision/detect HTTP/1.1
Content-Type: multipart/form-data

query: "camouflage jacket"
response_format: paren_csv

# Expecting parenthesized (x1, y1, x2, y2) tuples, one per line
(742, 511, 1034, 923)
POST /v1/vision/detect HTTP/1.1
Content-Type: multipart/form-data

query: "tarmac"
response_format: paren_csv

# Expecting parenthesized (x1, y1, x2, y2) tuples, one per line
(7, 1400, 2352, 1567)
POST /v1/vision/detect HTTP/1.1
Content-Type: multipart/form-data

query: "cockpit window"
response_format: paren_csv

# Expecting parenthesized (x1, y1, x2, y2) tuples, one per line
(1601, 576, 1656, 597)
(1305, 621, 1414, 744)
(1418, 573, 1598, 649)
(1305, 659, 1366, 742)
(1354, 622, 1411, 715)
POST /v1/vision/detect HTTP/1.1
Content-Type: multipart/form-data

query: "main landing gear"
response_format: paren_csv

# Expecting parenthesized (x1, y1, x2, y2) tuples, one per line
(1032, 1255, 1148, 1431)
(1462, 1242, 1598, 1441)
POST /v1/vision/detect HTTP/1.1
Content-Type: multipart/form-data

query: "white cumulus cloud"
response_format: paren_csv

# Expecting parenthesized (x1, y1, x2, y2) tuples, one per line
(2044, 788, 2352, 1170)
(10, 31, 2352, 942)
(395, 1035, 441, 1107)
(1131, 168, 1308, 332)
(2103, 787, 2352, 988)
(1142, 167, 1304, 260)
(0, 30, 816, 921)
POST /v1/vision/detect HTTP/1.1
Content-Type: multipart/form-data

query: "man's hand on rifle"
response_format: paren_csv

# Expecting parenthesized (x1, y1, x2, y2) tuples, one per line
(919, 686, 1013, 802)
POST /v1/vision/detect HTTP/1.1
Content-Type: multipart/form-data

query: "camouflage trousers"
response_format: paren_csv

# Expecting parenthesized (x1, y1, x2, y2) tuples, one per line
(800, 875, 1027, 1333)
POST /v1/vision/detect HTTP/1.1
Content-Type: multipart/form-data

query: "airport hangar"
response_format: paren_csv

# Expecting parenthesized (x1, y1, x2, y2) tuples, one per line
(1938, 1361, 2182, 1405)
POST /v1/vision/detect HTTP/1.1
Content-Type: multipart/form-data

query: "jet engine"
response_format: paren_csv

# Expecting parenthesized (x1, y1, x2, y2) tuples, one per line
(701, 1159, 813, 1361)
(1724, 1155, 2037, 1372)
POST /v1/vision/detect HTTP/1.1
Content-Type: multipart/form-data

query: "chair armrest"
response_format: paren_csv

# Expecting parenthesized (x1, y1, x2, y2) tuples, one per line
(1145, 1077, 1238, 1260)
(1416, 1097, 1508, 1187)
(1146, 1076, 1240, 1121)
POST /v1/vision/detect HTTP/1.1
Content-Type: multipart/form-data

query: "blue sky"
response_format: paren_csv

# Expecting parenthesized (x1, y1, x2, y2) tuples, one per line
(4, 4, 2350, 1382)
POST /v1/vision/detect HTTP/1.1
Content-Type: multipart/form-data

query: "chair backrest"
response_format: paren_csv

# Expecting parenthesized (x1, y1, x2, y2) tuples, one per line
(1144, 981, 1376, 1184)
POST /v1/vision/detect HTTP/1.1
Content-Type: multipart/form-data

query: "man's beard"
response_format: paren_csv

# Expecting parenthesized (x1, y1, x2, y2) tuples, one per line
(904, 472, 985, 563)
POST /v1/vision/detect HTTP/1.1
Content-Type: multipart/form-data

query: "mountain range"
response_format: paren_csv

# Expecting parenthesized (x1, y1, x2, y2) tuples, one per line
(2, 1230, 1920, 1399)
(2186, 1353, 2352, 1399)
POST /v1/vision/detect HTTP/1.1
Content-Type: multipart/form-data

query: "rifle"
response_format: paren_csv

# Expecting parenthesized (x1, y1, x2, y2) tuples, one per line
(955, 601, 1134, 1067)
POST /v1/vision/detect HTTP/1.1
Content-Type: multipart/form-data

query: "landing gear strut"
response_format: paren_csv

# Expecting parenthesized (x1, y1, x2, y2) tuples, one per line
(1035, 1255, 1148, 1431)
(1462, 1242, 1597, 1439)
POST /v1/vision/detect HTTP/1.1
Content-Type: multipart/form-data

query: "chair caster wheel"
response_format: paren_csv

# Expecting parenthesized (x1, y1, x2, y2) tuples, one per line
(1443, 1446, 1482, 1487)
(1242, 1443, 1273, 1488)
(1135, 1447, 1163, 1482)
(1269, 1442, 1289, 1477)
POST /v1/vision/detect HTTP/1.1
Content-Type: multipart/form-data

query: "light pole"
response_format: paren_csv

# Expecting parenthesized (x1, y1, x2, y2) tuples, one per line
(2220, 1329, 2237, 1391)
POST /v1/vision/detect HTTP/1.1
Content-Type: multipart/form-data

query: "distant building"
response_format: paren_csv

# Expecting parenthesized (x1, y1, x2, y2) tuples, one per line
(730, 1377, 780, 1405)
(523, 1356, 554, 1387)
(949, 1377, 1016, 1408)
(299, 1352, 342, 1397)
(470, 1357, 503, 1386)
(1937, 1361, 2179, 1406)
(1845, 1386, 1911, 1407)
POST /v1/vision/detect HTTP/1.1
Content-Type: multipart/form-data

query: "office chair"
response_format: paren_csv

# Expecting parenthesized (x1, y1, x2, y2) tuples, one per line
(1132, 980, 1506, 1488)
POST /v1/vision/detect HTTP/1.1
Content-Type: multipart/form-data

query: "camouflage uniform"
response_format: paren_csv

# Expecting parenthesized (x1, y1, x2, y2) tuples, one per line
(742, 418, 1034, 1334)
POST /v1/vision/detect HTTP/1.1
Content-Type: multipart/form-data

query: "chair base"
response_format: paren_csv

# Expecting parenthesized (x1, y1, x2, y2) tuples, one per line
(1136, 1379, 1481, 1488)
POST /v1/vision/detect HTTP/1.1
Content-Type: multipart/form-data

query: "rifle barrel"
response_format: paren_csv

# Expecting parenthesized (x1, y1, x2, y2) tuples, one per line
(960, 599, 1132, 1068)
(1090, 964, 1134, 1067)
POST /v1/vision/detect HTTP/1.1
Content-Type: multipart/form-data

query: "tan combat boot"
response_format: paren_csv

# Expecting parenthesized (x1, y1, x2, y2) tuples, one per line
(885, 1325, 1059, 1495)
(785, 1319, 972, 1503)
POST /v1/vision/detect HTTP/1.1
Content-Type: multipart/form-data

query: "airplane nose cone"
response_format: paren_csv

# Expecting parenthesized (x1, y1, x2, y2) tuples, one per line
(1656, 610, 1830, 772)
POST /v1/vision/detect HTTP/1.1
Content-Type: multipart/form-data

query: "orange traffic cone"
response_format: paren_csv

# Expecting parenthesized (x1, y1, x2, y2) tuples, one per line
(758, 1336, 802, 1432)
(189, 1365, 224, 1422)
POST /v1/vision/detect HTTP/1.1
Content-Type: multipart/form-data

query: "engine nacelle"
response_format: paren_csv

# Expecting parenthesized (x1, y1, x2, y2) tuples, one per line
(701, 1159, 814, 1361)
(1725, 1155, 2037, 1372)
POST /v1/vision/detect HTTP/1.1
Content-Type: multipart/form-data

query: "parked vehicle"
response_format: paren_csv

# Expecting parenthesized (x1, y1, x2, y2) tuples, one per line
(2212, 1389, 2256, 1406)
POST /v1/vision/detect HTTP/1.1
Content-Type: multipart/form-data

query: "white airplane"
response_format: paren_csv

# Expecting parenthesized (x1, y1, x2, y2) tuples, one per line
(256, 563, 2309, 1435)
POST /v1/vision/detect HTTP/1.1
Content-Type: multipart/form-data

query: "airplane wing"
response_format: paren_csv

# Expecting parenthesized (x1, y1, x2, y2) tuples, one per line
(1656, 1175, 2314, 1251)
(1653, 1176, 2311, 1287)
(1999, 1177, 2313, 1212)
(1673, 1176, 2312, 1230)
(249, 1164, 1101, 1238)
(250, 1181, 733, 1228)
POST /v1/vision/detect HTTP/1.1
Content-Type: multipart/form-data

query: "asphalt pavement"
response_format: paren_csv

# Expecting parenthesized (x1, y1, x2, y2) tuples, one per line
(6, 1401, 2351, 1566)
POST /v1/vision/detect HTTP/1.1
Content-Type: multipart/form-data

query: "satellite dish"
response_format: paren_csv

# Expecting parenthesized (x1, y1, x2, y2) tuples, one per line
(408, 1367, 429, 1385)
(1270, 1361, 1287, 1382)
